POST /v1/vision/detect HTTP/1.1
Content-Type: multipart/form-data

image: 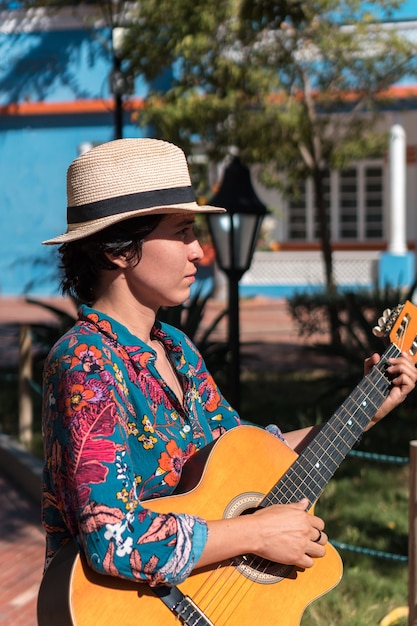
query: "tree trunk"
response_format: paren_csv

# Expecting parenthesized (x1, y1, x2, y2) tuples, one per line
(313, 167, 342, 346)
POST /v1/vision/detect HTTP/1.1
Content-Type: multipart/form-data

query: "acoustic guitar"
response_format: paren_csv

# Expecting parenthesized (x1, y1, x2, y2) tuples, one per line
(37, 301, 417, 626)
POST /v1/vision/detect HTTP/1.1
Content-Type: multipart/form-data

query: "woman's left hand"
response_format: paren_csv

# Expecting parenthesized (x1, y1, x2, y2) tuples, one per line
(365, 352, 417, 429)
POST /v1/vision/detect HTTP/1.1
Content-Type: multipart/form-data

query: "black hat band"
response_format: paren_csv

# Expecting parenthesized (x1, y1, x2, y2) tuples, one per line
(67, 185, 196, 224)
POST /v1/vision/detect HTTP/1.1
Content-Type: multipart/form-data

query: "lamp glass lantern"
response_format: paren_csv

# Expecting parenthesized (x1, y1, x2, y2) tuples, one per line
(208, 212, 264, 278)
(207, 156, 267, 278)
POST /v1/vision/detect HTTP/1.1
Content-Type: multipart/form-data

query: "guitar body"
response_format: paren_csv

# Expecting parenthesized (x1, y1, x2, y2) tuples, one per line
(38, 426, 343, 626)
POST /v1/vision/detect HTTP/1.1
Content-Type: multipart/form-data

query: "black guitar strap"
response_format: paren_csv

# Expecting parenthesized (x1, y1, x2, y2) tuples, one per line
(152, 584, 214, 625)
(152, 583, 184, 609)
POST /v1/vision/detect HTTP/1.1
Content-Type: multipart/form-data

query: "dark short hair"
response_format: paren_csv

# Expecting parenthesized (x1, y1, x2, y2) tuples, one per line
(59, 214, 163, 303)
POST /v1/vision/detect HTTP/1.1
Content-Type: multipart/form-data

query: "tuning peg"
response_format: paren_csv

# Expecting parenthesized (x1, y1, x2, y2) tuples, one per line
(372, 325, 385, 337)
(372, 308, 393, 338)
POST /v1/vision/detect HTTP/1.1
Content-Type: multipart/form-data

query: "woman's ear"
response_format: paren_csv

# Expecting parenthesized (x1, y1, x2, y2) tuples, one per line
(104, 251, 130, 269)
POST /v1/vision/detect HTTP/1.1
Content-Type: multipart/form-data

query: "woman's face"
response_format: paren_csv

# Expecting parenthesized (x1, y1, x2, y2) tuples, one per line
(124, 214, 205, 310)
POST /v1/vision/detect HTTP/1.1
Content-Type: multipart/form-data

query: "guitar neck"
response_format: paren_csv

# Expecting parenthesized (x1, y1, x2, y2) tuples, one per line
(263, 342, 400, 510)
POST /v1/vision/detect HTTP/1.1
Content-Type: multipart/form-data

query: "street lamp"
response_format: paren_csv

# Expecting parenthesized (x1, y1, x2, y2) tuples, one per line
(208, 156, 267, 413)
(110, 26, 132, 140)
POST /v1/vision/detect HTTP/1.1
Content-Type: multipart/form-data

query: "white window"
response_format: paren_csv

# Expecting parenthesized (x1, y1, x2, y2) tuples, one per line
(288, 161, 384, 242)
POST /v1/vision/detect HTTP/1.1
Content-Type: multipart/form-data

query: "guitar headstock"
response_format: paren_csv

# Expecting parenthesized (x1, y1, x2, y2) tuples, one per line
(373, 300, 417, 364)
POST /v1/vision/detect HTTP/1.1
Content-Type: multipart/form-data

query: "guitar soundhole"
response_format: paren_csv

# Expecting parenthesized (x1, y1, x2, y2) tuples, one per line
(223, 492, 296, 584)
(235, 554, 295, 584)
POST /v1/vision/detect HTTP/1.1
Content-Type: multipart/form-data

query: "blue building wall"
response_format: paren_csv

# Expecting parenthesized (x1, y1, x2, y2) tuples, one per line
(0, 28, 108, 105)
(1, 115, 145, 296)
(0, 23, 148, 296)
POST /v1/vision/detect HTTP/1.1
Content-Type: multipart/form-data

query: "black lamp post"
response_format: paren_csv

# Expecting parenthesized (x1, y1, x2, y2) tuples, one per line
(208, 156, 267, 413)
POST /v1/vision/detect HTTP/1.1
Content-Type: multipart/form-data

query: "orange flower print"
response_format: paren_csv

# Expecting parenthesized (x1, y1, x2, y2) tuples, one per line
(157, 440, 183, 487)
(203, 374, 221, 412)
(71, 343, 102, 372)
(65, 383, 96, 414)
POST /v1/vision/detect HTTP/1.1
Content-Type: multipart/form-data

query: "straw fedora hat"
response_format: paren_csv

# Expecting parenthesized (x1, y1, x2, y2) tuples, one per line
(43, 138, 225, 245)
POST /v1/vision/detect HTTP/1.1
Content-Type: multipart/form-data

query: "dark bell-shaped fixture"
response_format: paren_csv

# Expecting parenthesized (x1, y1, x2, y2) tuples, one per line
(207, 156, 267, 413)
(208, 156, 267, 279)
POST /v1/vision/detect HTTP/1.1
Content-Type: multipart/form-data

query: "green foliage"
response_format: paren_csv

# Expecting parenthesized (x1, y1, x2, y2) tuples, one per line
(125, 0, 417, 176)
(287, 285, 417, 369)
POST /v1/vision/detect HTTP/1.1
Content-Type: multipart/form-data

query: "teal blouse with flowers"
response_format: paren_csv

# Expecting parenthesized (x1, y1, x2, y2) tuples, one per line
(41, 304, 243, 587)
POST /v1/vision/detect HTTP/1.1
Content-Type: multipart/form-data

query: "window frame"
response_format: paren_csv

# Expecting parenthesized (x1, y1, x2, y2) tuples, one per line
(286, 159, 385, 243)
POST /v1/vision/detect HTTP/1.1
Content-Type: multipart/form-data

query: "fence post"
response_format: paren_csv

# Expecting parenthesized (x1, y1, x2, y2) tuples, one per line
(409, 441, 417, 625)
(18, 324, 33, 446)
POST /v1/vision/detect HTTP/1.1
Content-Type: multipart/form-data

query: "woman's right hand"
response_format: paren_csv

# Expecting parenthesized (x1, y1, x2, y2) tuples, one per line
(251, 498, 327, 568)
(198, 498, 327, 571)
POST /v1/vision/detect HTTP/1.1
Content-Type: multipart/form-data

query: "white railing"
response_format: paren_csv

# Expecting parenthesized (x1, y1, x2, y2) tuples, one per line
(241, 250, 380, 288)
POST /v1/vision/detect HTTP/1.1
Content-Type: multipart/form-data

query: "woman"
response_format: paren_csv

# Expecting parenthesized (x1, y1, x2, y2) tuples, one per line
(41, 138, 417, 589)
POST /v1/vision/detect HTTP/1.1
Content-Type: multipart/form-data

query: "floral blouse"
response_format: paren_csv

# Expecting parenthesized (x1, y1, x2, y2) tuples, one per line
(41, 305, 242, 587)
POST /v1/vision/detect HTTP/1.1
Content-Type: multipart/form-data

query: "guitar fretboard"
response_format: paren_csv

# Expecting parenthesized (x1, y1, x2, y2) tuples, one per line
(263, 343, 400, 510)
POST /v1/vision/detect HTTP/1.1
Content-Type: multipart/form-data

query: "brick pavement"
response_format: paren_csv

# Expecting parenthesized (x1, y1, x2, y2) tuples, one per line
(0, 471, 44, 626)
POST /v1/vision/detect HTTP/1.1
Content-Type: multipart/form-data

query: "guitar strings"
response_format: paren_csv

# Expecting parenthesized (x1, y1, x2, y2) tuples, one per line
(191, 558, 254, 623)
(194, 561, 267, 625)
(190, 528, 284, 622)
(193, 340, 403, 614)
(185, 330, 409, 623)
(192, 561, 233, 607)
(200, 567, 254, 624)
